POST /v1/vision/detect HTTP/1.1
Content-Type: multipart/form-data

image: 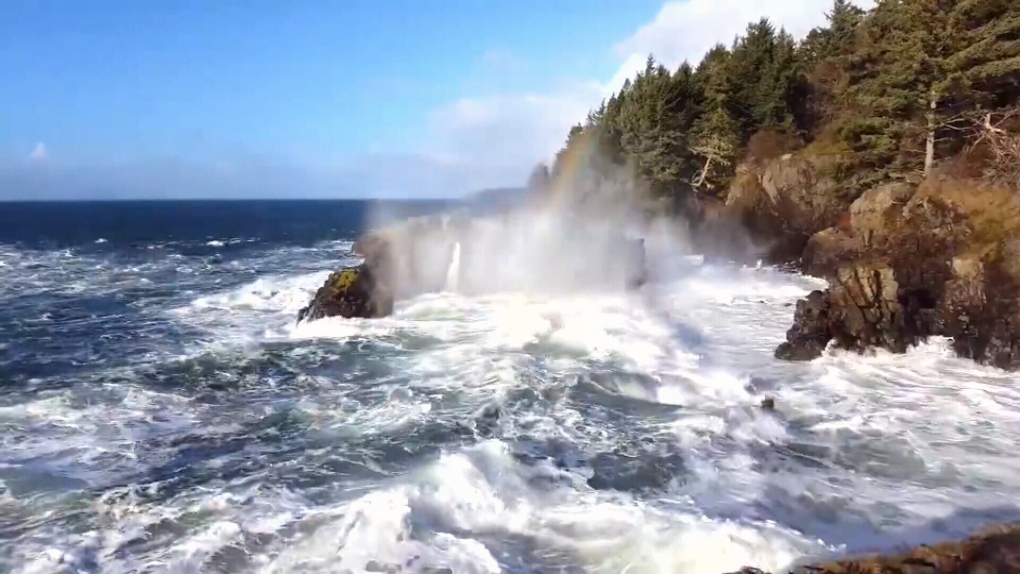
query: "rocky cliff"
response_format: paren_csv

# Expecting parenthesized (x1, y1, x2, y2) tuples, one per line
(684, 146, 1020, 371)
(685, 146, 855, 268)
(774, 176, 1020, 370)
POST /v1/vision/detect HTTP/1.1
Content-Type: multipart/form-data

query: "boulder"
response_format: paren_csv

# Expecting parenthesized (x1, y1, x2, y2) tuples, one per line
(801, 227, 859, 278)
(827, 263, 930, 353)
(848, 182, 914, 240)
(940, 250, 1020, 370)
(774, 290, 833, 361)
(297, 265, 394, 322)
(801, 182, 927, 278)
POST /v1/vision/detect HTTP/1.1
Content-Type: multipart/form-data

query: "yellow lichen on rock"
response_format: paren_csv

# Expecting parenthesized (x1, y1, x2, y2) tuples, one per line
(333, 268, 359, 292)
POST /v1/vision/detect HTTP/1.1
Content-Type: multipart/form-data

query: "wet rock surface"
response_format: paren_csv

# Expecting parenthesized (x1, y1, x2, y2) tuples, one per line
(775, 178, 1020, 370)
(728, 522, 1020, 574)
(299, 210, 650, 322)
(297, 265, 394, 321)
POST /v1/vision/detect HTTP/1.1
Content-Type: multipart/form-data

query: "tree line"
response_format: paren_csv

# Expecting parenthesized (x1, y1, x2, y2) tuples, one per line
(532, 0, 1020, 210)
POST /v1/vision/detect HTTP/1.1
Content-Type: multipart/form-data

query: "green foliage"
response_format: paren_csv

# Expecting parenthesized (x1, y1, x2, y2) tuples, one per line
(548, 0, 1020, 210)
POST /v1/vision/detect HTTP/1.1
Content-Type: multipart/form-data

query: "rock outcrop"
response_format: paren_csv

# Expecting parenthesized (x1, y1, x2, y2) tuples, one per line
(730, 522, 1020, 574)
(297, 213, 459, 323)
(689, 147, 855, 267)
(298, 210, 650, 323)
(297, 265, 394, 321)
(775, 176, 1020, 370)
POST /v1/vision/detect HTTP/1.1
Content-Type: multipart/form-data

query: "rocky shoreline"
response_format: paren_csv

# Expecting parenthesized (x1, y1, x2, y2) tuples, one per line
(692, 154, 1020, 571)
(734, 522, 1020, 574)
(301, 157, 1020, 372)
(685, 151, 1020, 372)
(295, 154, 1020, 572)
(775, 176, 1019, 371)
(297, 210, 649, 322)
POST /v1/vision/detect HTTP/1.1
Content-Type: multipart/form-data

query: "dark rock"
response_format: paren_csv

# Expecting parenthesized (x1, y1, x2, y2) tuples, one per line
(775, 290, 833, 361)
(786, 522, 1020, 574)
(474, 403, 502, 437)
(776, 263, 938, 362)
(776, 179, 1020, 370)
(940, 253, 1020, 370)
(730, 523, 1020, 574)
(297, 265, 394, 322)
(308, 212, 651, 323)
(801, 227, 858, 278)
(626, 237, 649, 289)
(760, 397, 775, 411)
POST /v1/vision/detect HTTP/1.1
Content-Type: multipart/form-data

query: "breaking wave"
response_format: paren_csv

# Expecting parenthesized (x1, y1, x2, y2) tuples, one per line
(1, 219, 1019, 574)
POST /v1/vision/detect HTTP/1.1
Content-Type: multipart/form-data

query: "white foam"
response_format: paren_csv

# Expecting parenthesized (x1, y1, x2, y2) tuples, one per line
(257, 440, 829, 574)
(7, 233, 1020, 572)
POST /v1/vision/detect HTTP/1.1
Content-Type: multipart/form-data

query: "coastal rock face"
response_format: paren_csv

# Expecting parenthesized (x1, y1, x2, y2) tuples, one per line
(774, 290, 832, 361)
(706, 150, 853, 266)
(776, 178, 1020, 370)
(298, 210, 650, 323)
(297, 265, 394, 322)
(297, 214, 458, 323)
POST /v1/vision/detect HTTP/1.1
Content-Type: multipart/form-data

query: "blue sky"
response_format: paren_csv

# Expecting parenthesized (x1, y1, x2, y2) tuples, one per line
(0, 0, 861, 199)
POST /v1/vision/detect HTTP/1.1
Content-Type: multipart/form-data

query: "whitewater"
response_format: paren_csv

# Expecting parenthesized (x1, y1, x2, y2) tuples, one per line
(2, 218, 1019, 574)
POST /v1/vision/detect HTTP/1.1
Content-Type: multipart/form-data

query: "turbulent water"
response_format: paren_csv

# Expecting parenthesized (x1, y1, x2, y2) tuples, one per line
(2, 201, 1020, 574)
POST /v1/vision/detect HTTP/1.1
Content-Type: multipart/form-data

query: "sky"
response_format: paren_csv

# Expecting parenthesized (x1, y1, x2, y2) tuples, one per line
(0, 0, 872, 200)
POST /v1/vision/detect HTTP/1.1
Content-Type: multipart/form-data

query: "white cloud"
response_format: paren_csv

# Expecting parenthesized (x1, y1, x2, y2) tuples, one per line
(426, 88, 602, 171)
(614, 0, 873, 75)
(29, 142, 48, 162)
(422, 0, 875, 193)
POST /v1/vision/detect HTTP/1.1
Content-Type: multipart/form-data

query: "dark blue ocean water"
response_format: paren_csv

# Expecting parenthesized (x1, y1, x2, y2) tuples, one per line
(0, 200, 451, 386)
(0, 199, 455, 248)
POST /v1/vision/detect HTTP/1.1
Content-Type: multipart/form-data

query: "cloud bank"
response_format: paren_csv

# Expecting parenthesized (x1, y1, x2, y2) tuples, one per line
(2, 1, 874, 200)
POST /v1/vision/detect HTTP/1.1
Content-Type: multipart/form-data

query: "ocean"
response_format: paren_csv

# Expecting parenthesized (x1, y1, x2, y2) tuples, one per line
(1, 200, 1019, 574)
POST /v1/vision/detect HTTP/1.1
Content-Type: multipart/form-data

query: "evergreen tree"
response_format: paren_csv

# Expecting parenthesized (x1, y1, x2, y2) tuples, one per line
(950, 0, 1020, 108)
(835, 0, 1019, 179)
(690, 104, 741, 191)
(801, 0, 866, 67)
(616, 56, 702, 196)
(836, 0, 961, 177)
(690, 46, 740, 191)
(545, 0, 1019, 214)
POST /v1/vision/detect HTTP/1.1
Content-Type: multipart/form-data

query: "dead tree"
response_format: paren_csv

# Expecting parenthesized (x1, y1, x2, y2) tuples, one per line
(970, 109, 1020, 190)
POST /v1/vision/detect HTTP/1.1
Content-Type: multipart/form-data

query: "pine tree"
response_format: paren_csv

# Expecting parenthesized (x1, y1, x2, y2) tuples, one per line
(797, 0, 867, 134)
(839, 0, 1018, 179)
(801, 0, 866, 67)
(949, 0, 1020, 108)
(544, 0, 1018, 212)
(616, 56, 702, 196)
(690, 104, 740, 191)
(837, 0, 965, 178)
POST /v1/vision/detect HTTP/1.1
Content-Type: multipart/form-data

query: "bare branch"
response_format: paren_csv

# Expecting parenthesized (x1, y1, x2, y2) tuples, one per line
(969, 107, 1020, 190)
